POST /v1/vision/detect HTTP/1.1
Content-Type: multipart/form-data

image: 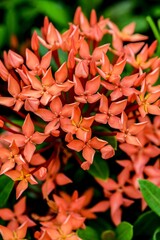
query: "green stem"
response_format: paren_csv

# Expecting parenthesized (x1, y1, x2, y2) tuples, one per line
(158, 19, 160, 31)
(146, 16, 160, 42)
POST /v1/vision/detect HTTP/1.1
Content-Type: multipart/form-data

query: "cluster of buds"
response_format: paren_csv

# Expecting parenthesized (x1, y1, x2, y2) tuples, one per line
(0, 7, 159, 239)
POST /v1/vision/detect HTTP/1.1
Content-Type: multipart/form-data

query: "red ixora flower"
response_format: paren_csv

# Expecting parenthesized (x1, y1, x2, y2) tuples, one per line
(2, 114, 49, 162)
(116, 111, 147, 146)
(0, 221, 28, 240)
(0, 5, 159, 238)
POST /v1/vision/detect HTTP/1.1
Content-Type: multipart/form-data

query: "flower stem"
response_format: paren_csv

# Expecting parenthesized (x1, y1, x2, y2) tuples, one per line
(146, 16, 160, 54)
(146, 16, 160, 42)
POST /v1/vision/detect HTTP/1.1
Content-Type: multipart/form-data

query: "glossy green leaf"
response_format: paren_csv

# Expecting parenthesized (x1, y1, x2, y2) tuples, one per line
(88, 152, 109, 179)
(116, 222, 133, 240)
(153, 227, 160, 240)
(32, 0, 70, 26)
(133, 210, 160, 238)
(139, 179, 160, 216)
(0, 175, 14, 208)
(77, 226, 99, 240)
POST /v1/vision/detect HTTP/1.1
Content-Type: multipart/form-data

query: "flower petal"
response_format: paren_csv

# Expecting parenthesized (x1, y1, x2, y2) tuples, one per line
(82, 145, 95, 164)
(0, 225, 13, 240)
(0, 97, 15, 107)
(31, 132, 49, 144)
(0, 209, 14, 220)
(22, 114, 35, 137)
(56, 173, 72, 185)
(23, 141, 36, 162)
(100, 145, 115, 159)
(55, 62, 68, 84)
(8, 74, 21, 96)
(26, 48, 39, 70)
(16, 221, 28, 239)
(85, 76, 100, 94)
(67, 139, 84, 152)
(16, 179, 28, 199)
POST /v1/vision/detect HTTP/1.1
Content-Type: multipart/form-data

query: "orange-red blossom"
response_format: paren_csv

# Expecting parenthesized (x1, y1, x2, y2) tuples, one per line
(0, 5, 159, 240)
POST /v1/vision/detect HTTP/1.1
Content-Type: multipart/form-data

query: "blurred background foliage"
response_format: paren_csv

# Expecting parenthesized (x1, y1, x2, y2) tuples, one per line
(0, 0, 159, 55)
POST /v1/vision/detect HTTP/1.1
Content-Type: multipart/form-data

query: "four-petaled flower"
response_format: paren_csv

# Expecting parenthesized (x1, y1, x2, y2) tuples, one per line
(3, 114, 49, 162)
(0, 221, 28, 240)
(5, 166, 38, 199)
(116, 111, 147, 146)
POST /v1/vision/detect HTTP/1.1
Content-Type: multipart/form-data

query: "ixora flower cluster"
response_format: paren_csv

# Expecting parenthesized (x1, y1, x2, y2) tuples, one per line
(0, 6, 160, 240)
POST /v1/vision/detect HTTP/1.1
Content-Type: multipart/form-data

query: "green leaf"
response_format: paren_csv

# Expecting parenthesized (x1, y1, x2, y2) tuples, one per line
(88, 152, 109, 179)
(0, 175, 14, 208)
(78, 0, 103, 16)
(101, 230, 116, 240)
(103, 1, 134, 22)
(5, 8, 17, 35)
(133, 210, 160, 238)
(153, 227, 160, 240)
(116, 222, 133, 240)
(139, 179, 160, 216)
(32, 0, 70, 26)
(77, 226, 99, 240)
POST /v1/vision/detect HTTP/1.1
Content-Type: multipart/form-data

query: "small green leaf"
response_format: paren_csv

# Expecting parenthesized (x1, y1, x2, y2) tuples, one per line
(116, 222, 133, 240)
(101, 230, 116, 240)
(88, 152, 109, 179)
(139, 179, 160, 216)
(0, 175, 14, 208)
(153, 227, 160, 240)
(133, 210, 160, 238)
(77, 226, 99, 240)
